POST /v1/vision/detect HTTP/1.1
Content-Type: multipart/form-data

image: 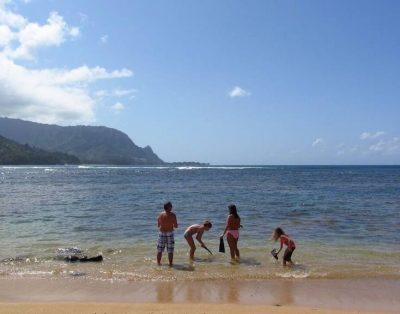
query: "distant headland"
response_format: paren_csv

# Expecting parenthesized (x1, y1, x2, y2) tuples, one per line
(0, 117, 207, 166)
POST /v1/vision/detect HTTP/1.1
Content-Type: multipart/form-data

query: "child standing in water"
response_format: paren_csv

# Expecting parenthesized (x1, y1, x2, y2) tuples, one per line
(184, 221, 212, 260)
(157, 201, 178, 266)
(271, 227, 296, 266)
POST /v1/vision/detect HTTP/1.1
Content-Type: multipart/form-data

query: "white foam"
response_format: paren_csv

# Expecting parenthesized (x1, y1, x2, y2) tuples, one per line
(177, 166, 265, 170)
(2, 166, 49, 169)
(12, 270, 53, 277)
(77, 165, 170, 170)
(76, 165, 267, 170)
(276, 271, 311, 279)
(57, 247, 82, 255)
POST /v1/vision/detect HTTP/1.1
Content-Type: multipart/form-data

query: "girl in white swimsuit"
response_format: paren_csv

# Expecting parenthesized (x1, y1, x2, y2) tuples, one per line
(184, 221, 212, 260)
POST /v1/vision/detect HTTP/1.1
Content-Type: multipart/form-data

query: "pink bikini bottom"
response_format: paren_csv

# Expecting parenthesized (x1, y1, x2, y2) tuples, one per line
(226, 230, 239, 239)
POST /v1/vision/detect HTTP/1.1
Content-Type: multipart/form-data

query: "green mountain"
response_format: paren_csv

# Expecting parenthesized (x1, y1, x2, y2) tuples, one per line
(0, 117, 164, 165)
(0, 135, 80, 165)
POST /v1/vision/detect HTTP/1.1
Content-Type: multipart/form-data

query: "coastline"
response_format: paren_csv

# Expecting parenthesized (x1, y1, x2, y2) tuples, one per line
(0, 277, 399, 313)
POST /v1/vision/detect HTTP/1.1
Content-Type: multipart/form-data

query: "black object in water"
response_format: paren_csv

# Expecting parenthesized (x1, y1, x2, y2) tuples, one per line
(270, 249, 278, 260)
(65, 255, 103, 263)
(203, 246, 213, 255)
(219, 237, 225, 253)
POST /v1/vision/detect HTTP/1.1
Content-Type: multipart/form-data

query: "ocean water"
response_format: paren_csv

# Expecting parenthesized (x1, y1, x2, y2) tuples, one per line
(0, 165, 399, 282)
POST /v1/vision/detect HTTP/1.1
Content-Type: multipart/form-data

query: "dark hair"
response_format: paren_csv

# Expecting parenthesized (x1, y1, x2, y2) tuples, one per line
(228, 204, 240, 219)
(164, 201, 172, 210)
(272, 227, 286, 241)
(204, 220, 212, 228)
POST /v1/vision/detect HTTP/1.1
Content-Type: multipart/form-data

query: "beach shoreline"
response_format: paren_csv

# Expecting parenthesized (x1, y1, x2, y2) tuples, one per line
(0, 303, 393, 314)
(0, 277, 399, 313)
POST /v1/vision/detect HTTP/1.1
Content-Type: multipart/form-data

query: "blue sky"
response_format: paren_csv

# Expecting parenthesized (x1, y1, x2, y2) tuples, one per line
(0, 0, 399, 164)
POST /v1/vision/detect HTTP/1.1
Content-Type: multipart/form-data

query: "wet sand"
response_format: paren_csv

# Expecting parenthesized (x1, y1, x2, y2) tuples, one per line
(0, 303, 392, 314)
(0, 278, 399, 313)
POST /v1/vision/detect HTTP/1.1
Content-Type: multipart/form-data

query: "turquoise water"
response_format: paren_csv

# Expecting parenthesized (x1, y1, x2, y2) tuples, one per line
(0, 165, 399, 281)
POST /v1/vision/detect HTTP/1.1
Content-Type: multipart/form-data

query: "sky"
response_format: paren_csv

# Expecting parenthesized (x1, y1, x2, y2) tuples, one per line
(0, 0, 399, 165)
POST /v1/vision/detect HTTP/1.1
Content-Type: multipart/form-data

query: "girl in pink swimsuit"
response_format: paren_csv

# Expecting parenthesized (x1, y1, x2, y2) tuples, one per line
(220, 204, 241, 261)
(271, 227, 296, 266)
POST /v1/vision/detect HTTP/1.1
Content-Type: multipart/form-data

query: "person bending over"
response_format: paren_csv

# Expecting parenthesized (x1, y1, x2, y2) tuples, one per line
(184, 220, 212, 259)
(271, 227, 296, 266)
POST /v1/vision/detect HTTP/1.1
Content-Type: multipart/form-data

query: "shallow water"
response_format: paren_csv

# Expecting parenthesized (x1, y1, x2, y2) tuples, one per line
(0, 165, 399, 281)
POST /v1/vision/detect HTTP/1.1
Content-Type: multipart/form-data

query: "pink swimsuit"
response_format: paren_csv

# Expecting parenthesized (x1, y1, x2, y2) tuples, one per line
(226, 229, 239, 239)
(281, 234, 295, 250)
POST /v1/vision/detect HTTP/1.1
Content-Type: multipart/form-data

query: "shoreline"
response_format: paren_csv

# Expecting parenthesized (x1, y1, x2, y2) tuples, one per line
(0, 277, 399, 313)
(0, 303, 392, 314)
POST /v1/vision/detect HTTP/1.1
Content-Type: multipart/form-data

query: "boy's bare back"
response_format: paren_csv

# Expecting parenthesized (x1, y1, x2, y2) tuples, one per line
(158, 211, 178, 232)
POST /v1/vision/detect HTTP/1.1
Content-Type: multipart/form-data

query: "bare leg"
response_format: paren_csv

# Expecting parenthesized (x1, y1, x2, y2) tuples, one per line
(157, 252, 162, 265)
(185, 235, 196, 260)
(233, 238, 240, 259)
(168, 253, 173, 267)
(283, 248, 293, 266)
(227, 233, 236, 260)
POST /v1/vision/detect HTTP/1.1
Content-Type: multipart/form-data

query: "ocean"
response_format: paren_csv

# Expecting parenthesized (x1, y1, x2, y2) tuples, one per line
(0, 165, 399, 282)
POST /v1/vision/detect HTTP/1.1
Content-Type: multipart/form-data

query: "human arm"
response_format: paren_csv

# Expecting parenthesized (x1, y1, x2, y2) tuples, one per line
(195, 229, 205, 247)
(220, 216, 230, 238)
(276, 239, 283, 255)
(173, 213, 178, 228)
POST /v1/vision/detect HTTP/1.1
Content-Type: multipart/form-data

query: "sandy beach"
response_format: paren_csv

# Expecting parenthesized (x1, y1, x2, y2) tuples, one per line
(1, 278, 399, 313)
(0, 303, 393, 314)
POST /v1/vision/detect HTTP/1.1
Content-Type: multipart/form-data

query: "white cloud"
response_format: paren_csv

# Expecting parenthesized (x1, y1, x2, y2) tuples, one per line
(229, 86, 251, 98)
(0, 55, 133, 124)
(114, 88, 137, 97)
(0, 2, 133, 124)
(94, 88, 137, 99)
(368, 138, 400, 155)
(0, 25, 14, 46)
(360, 131, 385, 140)
(0, 2, 27, 29)
(1, 8, 80, 60)
(41, 65, 132, 85)
(94, 90, 107, 98)
(112, 102, 125, 113)
(312, 138, 324, 147)
(100, 34, 108, 44)
(369, 141, 385, 152)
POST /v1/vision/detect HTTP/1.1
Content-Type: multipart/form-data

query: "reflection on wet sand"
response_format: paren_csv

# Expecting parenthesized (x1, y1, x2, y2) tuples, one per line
(270, 280, 295, 305)
(226, 282, 239, 303)
(152, 279, 290, 304)
(1, 277, 399, 312)
(156, 282, 174, 303)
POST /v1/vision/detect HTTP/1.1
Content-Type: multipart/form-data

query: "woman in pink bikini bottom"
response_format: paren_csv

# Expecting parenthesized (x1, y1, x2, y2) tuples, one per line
(220, 204, 241, 261)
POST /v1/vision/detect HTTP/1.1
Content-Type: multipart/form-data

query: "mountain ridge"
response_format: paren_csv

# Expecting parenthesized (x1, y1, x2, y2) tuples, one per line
(0, 134, 80, 165)
(0, 117, 164, 165)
